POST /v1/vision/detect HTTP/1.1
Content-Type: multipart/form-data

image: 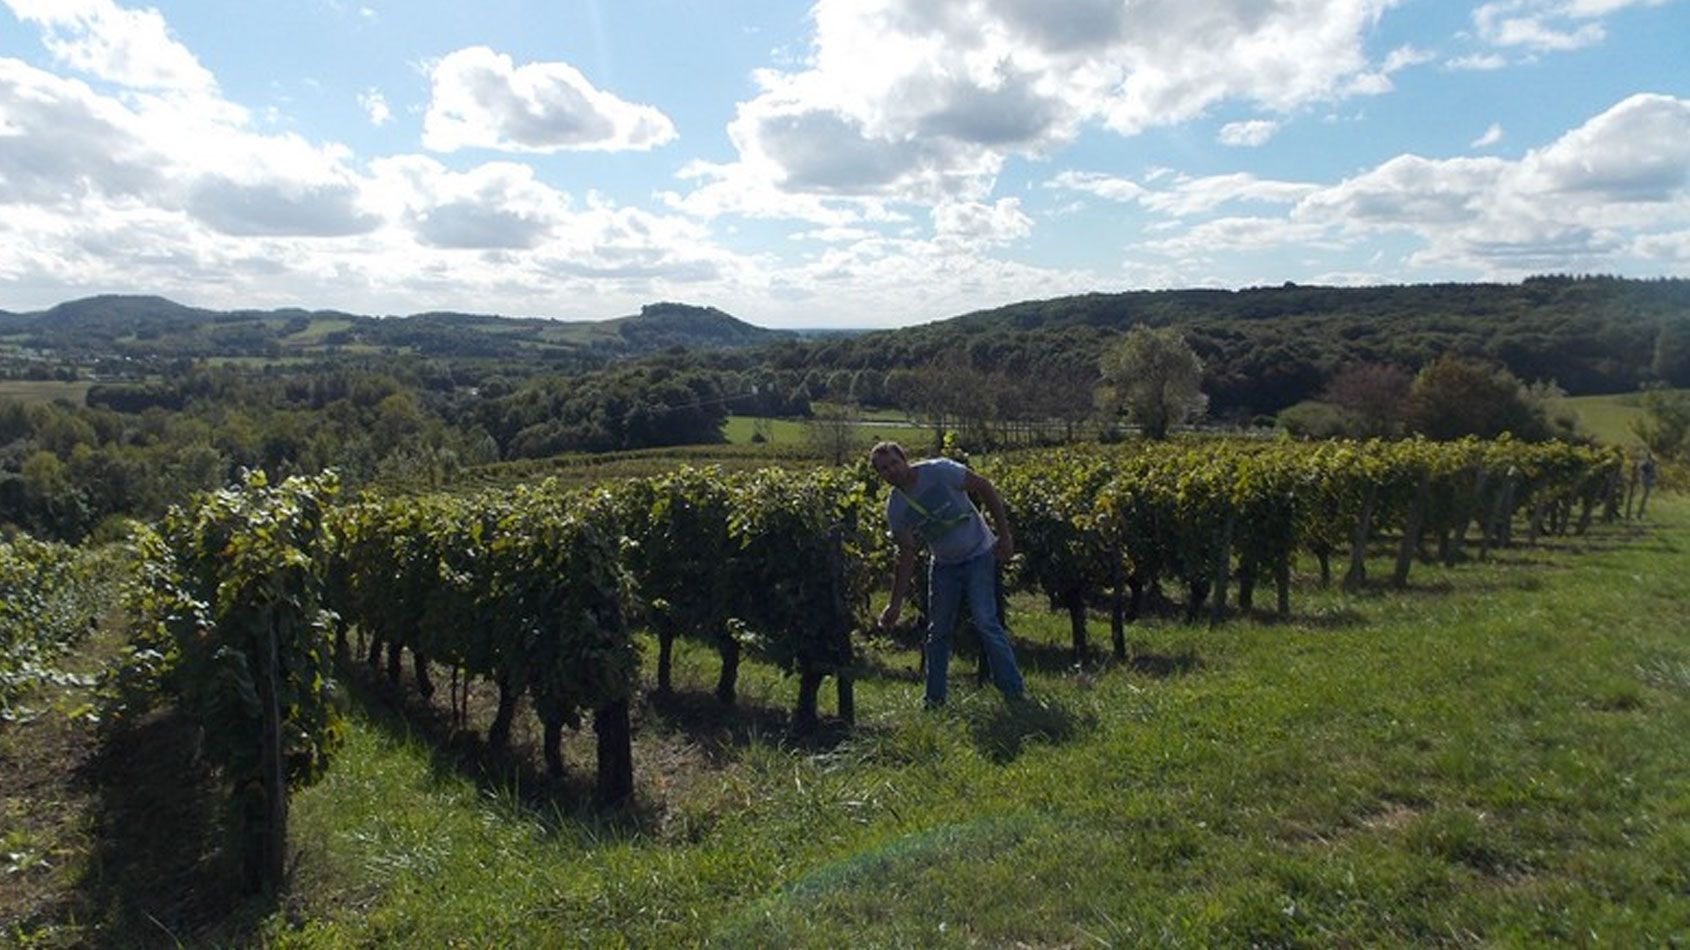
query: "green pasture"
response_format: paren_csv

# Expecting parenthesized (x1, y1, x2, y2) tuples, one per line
(723, 413, 923, 449)
(209, 499, 1690, 946)
(1558, 392, 1647, 448)
(200, 356, 319, 368)
(722, 414, 811, 444)
(277, 318, 354, 345)
(0, 380, 93, 406)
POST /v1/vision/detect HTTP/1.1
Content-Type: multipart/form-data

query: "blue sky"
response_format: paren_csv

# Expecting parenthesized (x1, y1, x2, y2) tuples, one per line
(1, 0, 1686, 328)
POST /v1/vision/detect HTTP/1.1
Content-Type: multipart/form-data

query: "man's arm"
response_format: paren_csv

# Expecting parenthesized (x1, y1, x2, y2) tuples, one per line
(962, 470, 1014, 561)
(878, 531, 919, 631)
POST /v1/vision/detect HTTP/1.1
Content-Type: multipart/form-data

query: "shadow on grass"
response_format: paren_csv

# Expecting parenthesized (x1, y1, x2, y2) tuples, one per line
(1273, 604, 1373, 630)
(642, 686, 859, 760)
(336, 660, 656, 839)
(69, 706, 271, 947)
(856, 624, 1077, 682)
(967, 695, 1096, 765)
(1119, 647, 1203, 678)
(1006, 635, 1097, 675)
(340, 658, 866, 839)
(849, 643, 923, 684)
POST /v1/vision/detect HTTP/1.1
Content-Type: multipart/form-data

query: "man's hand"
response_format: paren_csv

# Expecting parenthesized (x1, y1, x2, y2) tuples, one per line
(964, 470, 1014, 564)
(994, 532, 1015, 561)
(878, 602, 900, 632)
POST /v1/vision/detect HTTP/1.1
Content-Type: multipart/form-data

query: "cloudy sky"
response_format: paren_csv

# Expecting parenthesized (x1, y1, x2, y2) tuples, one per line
(1, 0, 1686, 328)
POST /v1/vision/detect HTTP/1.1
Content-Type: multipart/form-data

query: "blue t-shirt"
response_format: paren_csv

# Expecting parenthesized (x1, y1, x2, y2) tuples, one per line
(886, 458, 995, 565)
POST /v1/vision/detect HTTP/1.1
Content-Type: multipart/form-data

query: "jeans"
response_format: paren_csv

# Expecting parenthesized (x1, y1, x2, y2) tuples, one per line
(925, 551, 1025, 704)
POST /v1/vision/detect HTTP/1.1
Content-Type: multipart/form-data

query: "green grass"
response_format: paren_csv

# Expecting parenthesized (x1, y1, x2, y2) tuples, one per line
(1558, 392, 1644, 447)
(277, 318, 354, 345)
(255, 499, 1690, 946)
(723, 413, 922, 447)
(1556, 390, 1690, 448)
(723, 414, 812, 444)
(810, 401, 916, 424)
(0, 380, 93, 406)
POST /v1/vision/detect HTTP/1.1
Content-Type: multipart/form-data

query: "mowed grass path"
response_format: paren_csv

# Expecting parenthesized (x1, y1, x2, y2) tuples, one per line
(273, 500, 1690, 946)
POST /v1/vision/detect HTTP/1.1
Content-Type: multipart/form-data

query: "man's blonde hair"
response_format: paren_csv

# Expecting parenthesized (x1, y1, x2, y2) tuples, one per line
(869, 441, 906, 463)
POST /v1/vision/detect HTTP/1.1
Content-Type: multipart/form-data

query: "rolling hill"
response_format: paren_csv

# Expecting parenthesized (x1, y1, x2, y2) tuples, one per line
(0, 296, 795, 363)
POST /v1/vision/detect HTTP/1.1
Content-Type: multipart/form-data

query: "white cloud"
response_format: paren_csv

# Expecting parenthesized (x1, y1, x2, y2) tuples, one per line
(366, 157, 568, 250)
(790, 226, 880, 243)
(1382, 45, 1436, 73)
(1218, 119, 1279, 147)
(660, 163, 879, 228)
(1516, 93, 1690, 202)
(1297, 154, 1513, 226)
(1110, 94, 1690, 284)
(1292, 94, 1690, 272)
(759, 233, 1095, 327)
(1137, 216, 1345, 261)
(679, 0, 1401, 213)
(1343, 44, 1435, 97)
(358, 89, 391, 126)
(1144, 174, 1321, 216)
(1446, 53, 1509, 71)
(3, 0, 216, 95)
(1048, 171, 1145, 203)
(4, 1, 1684, 326)
(0, 59, 165, 205)
(1049, 170, 1316, 216)
(0, 31, 745, 319)
(1632, 229, 1690, 263)
(0, 54, 369, 239)
(931, 198, 1032, 246)
(1472, 123, 1505, 147)
(187, 175, 376, 238)
(1470, 0, 1667, 52)
(421, 46, 676, 153)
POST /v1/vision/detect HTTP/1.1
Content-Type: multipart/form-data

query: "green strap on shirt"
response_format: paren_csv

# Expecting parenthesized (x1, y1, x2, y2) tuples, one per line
(896, 486, 975, 535)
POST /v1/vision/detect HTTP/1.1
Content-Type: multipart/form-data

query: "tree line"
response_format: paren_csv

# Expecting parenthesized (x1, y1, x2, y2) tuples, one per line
(4, 276, 1684, 541)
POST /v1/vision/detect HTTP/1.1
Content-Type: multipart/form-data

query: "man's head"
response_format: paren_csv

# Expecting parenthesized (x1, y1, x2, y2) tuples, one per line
(870, 441, 912, 486)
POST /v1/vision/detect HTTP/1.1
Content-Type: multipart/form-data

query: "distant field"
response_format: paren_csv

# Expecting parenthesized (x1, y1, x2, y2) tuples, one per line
(1555, 391, 1680, 448)
(0, 379, 92, 405)
(722, 415, 811, 445)
(279, 317, 354, 344)
(201, 356, 319, 368)
(810, 401, 913, 424)
(723, 414, 922, 448)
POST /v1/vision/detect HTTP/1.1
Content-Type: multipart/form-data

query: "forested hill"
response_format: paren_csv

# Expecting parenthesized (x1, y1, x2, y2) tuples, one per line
(6, 278, 1687, 420)
(770, 276, 1690, 417)
(0, 295, 793, 363)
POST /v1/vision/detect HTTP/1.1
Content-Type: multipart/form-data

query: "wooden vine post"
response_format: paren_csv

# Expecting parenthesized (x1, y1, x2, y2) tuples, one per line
(1209, 507, 1235, 627)
(828, 526, 855, 726)
(594, 698, 633, 808)
(1392, 471, 1431, 588)
(250, 608, 287, 895)
(1344, 482, 1377, 591)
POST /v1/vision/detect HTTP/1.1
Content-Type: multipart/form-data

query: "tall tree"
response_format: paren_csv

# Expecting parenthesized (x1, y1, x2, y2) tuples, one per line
(1631, 388, 1690, 460)
(1405, 355, 1557, 441)
(1096, 325, 1208, 440)
(1322, 363, 1413, 438)
(805, 402, 865, 466)
(1652, 317, 1690, 387)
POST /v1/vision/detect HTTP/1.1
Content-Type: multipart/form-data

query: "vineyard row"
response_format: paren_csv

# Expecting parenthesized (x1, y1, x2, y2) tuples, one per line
(116, 436, 1625, 891)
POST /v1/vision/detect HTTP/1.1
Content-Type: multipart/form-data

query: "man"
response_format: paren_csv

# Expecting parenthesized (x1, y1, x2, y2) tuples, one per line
(871, 441, 1025, 706)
